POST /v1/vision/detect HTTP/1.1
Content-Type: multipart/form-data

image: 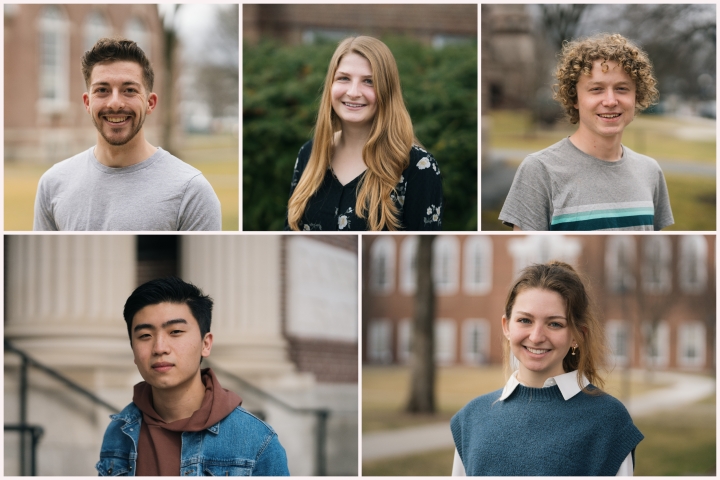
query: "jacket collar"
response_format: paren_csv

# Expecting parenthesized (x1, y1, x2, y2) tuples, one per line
(111, 401, 225, 434)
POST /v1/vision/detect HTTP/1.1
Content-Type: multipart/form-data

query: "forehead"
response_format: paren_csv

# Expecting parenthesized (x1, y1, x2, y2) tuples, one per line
(336, 52, 372, 74)
(513, 288, 566, 313)
(89, 60, 144, 85)
(582, 59, 634, 84)
(131, 302, 198, 329)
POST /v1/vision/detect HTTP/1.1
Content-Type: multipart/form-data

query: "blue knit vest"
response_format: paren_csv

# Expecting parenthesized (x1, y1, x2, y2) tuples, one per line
(450, 384, 643, 476)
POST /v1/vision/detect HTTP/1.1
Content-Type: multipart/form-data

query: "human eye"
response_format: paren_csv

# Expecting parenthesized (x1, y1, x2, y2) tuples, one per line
(136, 332, 150, 340)
(363, 78, 374, 86)
(516, 317, 531, 324)
(549, 321, 565, 329)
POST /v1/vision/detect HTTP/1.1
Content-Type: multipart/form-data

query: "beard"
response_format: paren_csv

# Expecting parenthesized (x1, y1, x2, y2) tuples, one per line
(91, 109, 146, 146)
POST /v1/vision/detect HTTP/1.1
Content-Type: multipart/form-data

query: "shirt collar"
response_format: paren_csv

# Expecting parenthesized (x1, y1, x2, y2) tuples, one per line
(498, 370, 589, 401)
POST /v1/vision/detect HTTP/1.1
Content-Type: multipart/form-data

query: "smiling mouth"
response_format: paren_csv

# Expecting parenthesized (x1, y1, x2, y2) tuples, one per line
(524, 346, 551, 354)
(598, 113, 621, 119)
(343, 102, 365, 108)
(104, 116, 131, 124)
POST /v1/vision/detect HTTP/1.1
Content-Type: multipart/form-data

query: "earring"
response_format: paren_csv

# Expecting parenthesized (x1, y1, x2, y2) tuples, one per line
(571, 345, 577, 356)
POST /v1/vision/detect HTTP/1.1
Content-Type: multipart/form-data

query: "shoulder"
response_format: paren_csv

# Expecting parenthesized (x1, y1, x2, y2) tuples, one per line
(521, 139, 572, 169)
(622, 145, 664, 171)
(405, 145, 441, 177)
(453, 388, 503, 422)
(38, 149, 93, 186)
(220, 406, 279, 437)
(108, 402, 141, 426)
(295, 139, 314, 169)
(575, 389, 633, 420)
(155, 149, 202, 177)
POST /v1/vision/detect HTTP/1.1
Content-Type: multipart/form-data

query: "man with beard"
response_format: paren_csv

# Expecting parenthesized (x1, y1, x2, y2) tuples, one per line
(33, 38, 221, 231)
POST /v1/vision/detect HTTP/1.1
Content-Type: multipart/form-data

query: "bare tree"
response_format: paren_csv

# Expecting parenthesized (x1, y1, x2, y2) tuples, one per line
(160, 5, 180, 154)
(406, 235, 436, 414)
(538, 5, 592, 51)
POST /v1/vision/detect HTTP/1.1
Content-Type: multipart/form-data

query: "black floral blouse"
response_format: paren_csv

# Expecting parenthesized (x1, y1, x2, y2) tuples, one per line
(285, 140, 443, 231)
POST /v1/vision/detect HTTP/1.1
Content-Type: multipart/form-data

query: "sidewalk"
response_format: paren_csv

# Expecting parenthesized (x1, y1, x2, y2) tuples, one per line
(362, 370, 715, 462)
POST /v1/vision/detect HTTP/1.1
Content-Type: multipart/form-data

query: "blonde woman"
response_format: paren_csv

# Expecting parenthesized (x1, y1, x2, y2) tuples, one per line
(451, 261, 643, 475)
(286, 36, 443, 231)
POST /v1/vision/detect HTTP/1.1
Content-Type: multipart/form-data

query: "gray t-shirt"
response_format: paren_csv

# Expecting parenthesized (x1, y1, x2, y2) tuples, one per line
(33, 147, 221, 231)
(499, 138, 674, 231)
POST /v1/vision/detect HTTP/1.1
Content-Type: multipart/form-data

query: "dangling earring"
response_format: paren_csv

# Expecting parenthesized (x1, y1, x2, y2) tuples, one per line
(571, 345, 577, 356)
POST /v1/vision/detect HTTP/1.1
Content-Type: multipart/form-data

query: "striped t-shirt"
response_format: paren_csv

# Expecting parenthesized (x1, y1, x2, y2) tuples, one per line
(499, 137, 674, 231)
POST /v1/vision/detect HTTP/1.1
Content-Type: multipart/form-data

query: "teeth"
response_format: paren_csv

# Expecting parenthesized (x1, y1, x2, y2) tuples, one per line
(344, 103, 363, 107)
(599, 114, 619, 118)
(106, 117, 128, 123)
(527, 347, 549, 354)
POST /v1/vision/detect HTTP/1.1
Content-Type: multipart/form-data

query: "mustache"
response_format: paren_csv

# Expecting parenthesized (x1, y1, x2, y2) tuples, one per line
(98, 110, 134, 117)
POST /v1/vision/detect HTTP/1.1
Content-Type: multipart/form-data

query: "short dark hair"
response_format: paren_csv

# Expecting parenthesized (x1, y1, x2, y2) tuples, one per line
(123, 277, 213, 344)
(81, 37, 155, 92)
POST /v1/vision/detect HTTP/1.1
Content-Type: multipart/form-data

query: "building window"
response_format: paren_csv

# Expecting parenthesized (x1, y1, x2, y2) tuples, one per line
(508, 235, 581, 275)
(678, 322, 706, 368)
(642, 236, 671, 294)
(396, 319, 412, 364)
(462, 319, 490, 364)
(435, 319, 457, 365)
(679, 236, 707, 294)
(433, 236, 459, 295)
(463, 237, 492, 295)
(367, 319, 392, 364)
(125, 17, 149, 56)
(605, 236, 636, 293)
(400, 236, 418, 295)
(606, 319, 630, 367)
(643, 321, 669, 368)
(369, 237, 395, 294)
(38, 6, 69, 111)
(84, 11, 111, 52)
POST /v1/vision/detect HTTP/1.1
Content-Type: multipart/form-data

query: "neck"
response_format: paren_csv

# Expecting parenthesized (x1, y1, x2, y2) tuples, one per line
(150, 368, 206, 423)
(94, 131, 157, 168)
(569, 130, 623, 162)
(337, 122, 371, 149)
(517, 368, 560, 388)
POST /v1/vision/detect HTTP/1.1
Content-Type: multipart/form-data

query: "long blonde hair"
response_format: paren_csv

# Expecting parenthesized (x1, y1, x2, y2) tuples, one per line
(502, 261, 609, 394)
(287, 36, 415, 231)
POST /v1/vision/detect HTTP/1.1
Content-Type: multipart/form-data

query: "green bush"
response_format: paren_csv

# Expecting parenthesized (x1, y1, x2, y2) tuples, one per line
(243, 37, 478, 231)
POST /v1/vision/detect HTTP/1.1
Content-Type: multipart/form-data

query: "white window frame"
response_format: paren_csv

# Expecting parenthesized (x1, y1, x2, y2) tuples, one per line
(433, 236, 460, 296)
(642, 321, 669, 369)
(679, 236, 708, 294)
(606, 319, 631, 367)
(677, 321, 706, 368)
(396, 318, 412, 364)
(605, 236, 636, 292)
(462, 319, 490, 365)
(400, 236, 418, 295)
(37, 5, 70, 114)
(463, 237, 492, 295)
(84, 10, 111, 53)
(369, 237, 396, 294)
(435, 319, 457, 365)
(124, 17, 150, 57)
(641, 236, 672, 295)
(367, 319, 392, 364)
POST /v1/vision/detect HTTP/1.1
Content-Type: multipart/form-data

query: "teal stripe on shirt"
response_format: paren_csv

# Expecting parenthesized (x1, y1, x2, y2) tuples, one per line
(551, 207, 655, 225)
(550, 214, 654, 231)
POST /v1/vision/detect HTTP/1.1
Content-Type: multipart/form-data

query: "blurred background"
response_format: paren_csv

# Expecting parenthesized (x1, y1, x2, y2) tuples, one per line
(362, 234, 715, 475)
(481, 4, 716, 231)
(243, 4, 478, 231)
(4, 234, 358, 475)
(4, 4, 239, 230)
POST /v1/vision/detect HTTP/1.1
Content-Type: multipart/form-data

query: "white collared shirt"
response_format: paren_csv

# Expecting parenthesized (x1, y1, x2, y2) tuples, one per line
(451, 370, 634, 476)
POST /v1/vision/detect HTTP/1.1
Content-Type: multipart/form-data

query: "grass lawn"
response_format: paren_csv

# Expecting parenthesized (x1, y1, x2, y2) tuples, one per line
(4, 133, 239, 231)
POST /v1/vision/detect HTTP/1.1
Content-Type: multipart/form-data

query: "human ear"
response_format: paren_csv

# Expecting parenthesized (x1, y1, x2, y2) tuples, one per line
(146, 92, 158, 114)
(201, 332, 213, 358)
(83, 92, 91, 113)
(501, 315, 510, 338)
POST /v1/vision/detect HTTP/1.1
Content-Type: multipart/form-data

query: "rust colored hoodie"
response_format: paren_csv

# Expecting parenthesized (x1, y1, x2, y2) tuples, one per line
(132, 368, 242, 476)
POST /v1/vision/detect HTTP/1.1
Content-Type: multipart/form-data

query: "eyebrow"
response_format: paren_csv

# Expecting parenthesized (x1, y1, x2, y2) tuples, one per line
(133, 318, 188, 333)
(335, 71, 372, 78)
(515, 311, 566, 320)
(91, 80, 142, 88)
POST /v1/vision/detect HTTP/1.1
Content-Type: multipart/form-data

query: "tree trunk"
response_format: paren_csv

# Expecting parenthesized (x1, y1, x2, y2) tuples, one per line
(162, 6, 179, 155)
(406, 235, 436, 413)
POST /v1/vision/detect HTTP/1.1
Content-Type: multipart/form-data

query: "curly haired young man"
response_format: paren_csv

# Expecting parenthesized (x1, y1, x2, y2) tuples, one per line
(500, 33, 674, 231)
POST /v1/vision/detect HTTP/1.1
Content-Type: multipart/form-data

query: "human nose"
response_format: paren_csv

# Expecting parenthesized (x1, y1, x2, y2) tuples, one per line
(528, 324, 546, 344)
(602, 90, 618, 107)
(106, 89, 124, 111)
(152, 333, 170, 355)
(346, 80, 360, 98)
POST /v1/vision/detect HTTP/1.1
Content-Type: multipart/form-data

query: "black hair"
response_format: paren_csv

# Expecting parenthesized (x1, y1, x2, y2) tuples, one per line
(123, 277, 212, 344)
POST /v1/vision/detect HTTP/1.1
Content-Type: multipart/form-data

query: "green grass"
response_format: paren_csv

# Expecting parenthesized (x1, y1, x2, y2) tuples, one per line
(4, 133, 239, 231)
(663, 174, 716, 231)
(363, 447, 454, 476)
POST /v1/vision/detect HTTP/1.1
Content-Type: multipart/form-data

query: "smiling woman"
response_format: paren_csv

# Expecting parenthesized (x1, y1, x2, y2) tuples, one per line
(450, 261, 644, 476)
(285, 36, 443, 231)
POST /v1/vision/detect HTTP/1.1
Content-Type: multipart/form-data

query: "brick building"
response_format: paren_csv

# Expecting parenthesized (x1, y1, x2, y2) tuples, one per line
(362, 235, 714, 373)
(4, 5, 165, 163)
(243, 4, 477, 46)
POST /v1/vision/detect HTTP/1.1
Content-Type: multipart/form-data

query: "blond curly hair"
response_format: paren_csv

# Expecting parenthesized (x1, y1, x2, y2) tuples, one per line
(553, 33, 659, 124)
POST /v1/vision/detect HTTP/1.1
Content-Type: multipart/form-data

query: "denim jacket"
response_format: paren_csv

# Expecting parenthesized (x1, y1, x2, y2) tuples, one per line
(96, 402, 289, 476)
